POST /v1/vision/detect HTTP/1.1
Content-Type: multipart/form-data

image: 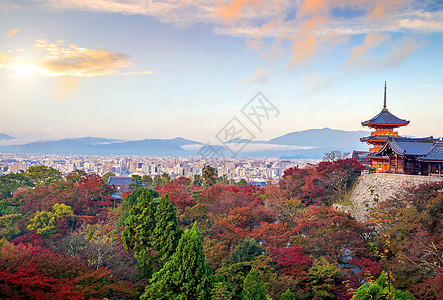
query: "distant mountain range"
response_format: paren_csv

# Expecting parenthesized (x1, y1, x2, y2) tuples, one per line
(0, 128, 370, 158)
(0, 133, 14, 140)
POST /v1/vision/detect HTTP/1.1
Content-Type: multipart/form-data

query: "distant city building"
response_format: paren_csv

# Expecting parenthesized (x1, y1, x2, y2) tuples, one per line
(0, 153, 320, 181)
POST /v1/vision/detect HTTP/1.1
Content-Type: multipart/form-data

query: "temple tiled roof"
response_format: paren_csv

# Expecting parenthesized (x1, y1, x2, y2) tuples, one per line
(360, 135, 391, 142)
(361, 108, 409, 126)
(418, 143, 443, 161)
(108, 176, 132, 186)
(377, 137, 436, 156)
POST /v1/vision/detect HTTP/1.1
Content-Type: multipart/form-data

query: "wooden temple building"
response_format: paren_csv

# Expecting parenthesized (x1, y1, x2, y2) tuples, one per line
(359, 82, 443, 176)
(360, 82, 410, 172)
(375, 136, 443, 176)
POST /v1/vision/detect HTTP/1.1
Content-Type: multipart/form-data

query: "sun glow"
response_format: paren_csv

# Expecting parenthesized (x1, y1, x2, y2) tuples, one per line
(15, 63, 37, 78)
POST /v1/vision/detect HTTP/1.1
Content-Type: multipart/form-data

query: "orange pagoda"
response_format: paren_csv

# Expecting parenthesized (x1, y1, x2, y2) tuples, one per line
(360, 82, 410, 172)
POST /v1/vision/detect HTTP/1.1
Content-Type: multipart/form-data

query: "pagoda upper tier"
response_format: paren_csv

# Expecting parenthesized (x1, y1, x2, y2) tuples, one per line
(361, 109, 410, 128)
(361, 82, 409, 128)
(360, 82, 410, 172)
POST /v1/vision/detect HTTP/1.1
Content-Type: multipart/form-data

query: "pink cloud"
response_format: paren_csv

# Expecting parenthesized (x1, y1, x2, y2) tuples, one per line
(4, 28, 20, 37)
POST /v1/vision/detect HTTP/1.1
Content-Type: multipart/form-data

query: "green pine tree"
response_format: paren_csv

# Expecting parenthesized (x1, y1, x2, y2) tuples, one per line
(210, 281, 233, 300)
(142, 222, 211, 300)
(117, 187, 157, 227)
(280, 289, 296, 300)
(241, 268, 267, 300)
(229, 238, 263, 264)
(152, 194, 181, 266)
(121, 188, 159, 279)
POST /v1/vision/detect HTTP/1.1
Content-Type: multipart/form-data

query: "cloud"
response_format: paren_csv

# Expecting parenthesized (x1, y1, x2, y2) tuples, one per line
(343, 36, 424, 72)
(4, 28, 20, 37)
(0, 40, 138, 79)
(380, 38, 424, 69)
(181, 143, 315, 152)
(217, 0, 264, 24)
(119, 70, 155, 76)
(366, 0, 404, 21)
(298, 0, 329, 17)
(0, 52, 14, 66)
(34, 0, 443, 69)
(35, 0, 443, 35)
(240, 66, 270, 85)
(0, 40, 151, 98)
(347, 33, 389, 63)
(34, 39, 131, 77)
(0, 52, 32, 75)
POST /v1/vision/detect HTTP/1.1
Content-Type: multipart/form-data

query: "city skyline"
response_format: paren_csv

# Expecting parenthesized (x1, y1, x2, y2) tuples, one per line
(0, 153, 317, 183)
(1, 0, 443, 144)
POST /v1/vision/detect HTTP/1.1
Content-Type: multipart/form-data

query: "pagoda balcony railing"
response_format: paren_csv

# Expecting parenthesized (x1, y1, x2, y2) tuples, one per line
(371, 131, 399, 136)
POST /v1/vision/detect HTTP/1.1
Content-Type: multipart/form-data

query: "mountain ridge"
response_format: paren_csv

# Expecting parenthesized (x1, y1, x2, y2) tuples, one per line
(0, 128, 369, 158)
(0, 133, 14, 140)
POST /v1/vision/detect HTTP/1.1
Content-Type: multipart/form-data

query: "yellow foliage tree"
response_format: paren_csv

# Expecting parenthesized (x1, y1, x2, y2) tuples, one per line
(28, 203, 74, 237)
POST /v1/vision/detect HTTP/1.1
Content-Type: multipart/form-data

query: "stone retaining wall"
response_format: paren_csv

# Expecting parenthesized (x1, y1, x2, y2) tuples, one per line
(333, 173, 443, 222)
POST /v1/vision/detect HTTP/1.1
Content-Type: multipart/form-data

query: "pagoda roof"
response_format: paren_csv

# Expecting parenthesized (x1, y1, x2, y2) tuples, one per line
(360, 135, 391, 142)
(361, 82, 409, 127)
(375, 136, 436, 157)
(361, 108, 409, 127)
(418, 143, 443, 162)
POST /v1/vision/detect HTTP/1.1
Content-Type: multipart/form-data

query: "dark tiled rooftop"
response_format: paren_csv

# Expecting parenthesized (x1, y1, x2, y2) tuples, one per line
(376, 137, 436, 156)
(108, 176, 132, 186)
(419, 143, 443, 161)
(362, 108, 409, 126)
(360, 135, 391, 142)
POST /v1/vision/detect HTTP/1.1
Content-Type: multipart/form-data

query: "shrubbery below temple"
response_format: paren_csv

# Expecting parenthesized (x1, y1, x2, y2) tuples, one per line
(0, 161, 441, 299)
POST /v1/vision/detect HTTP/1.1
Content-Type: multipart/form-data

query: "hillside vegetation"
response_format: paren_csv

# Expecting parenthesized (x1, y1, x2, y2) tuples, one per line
(0, 161, 441, 299)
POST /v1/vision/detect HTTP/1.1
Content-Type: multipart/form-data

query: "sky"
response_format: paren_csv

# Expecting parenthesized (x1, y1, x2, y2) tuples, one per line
(1, 0, 443, 144)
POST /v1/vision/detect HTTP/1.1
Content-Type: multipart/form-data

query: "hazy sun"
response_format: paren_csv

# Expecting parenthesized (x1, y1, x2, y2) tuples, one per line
(15, 64, 36, 78)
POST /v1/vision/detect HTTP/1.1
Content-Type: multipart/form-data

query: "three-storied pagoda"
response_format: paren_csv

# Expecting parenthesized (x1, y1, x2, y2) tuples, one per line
(360, 82, 410, 172)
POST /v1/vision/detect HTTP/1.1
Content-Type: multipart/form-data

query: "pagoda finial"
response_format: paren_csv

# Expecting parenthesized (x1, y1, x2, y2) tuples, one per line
(383, 81, 387, 109)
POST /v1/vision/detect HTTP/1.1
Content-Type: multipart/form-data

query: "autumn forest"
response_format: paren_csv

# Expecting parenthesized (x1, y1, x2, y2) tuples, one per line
(0, 159, 442, 299)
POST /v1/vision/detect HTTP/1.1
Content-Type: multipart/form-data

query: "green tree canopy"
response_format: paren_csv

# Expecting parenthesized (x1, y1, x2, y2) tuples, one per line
(27, 203, 74, 237)
(211, 281, 233, 300)
(280, 289, 296, 300)
(0, 172, 34, 198)
(101, 172, 115, 183)
(307, 257, 342, 300)
(230, 238, 263, 264)
(242, 268, 267, 300)
(117, 187, 158, 227)
(121, 188, 159, 278)
(142, 222, 211, 300)
(193, 174, 203, 186)
(65, 169, 87, 183)
(128, 174, 144, 190)
(202, 165, 218, 186)
(25, 166, 63, 186)
(152, 194, 181, 266)
(142, 175, 153, 187)
(237, 178, 248, 187)
(352, 272, 414, 300)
